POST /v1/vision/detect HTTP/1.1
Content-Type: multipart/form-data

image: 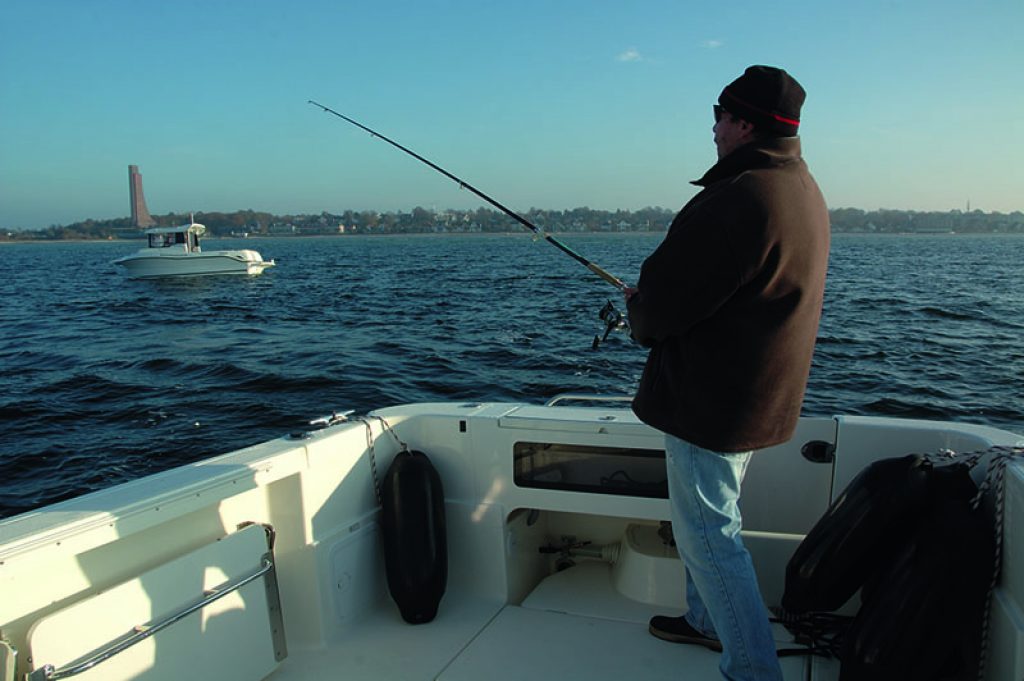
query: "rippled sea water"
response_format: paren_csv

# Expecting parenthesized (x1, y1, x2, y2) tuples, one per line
(1, 233, 1022, 517)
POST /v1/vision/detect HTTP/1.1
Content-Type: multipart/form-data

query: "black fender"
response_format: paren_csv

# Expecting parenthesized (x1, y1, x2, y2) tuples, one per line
(381, 450, 447, 624)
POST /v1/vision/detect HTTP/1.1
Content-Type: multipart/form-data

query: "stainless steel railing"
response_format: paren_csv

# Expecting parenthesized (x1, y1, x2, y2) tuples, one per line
(29, 555, 279, 681)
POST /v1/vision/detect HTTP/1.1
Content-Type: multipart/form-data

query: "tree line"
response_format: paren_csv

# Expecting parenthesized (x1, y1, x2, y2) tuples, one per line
(4, 206, 1023, 241)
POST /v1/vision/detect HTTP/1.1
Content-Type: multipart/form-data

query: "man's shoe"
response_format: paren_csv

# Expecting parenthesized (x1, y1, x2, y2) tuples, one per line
(648, 615, 723, 652)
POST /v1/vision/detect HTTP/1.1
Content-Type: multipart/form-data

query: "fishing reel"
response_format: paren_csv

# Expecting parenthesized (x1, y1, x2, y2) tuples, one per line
(592, 300, 629, 350)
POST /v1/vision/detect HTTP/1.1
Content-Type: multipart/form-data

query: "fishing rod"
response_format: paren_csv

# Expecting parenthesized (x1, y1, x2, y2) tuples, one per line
(307, 100, 629, 292)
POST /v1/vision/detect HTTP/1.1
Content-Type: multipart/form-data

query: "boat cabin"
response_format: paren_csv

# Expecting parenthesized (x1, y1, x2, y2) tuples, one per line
(145, 223, 205, 254)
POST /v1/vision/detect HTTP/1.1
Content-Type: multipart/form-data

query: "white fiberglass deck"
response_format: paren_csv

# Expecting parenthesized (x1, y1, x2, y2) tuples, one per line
(269, 562, 837, 681)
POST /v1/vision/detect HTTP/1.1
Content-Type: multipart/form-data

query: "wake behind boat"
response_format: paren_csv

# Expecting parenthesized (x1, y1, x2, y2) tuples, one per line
(0, 397, 1021, 681)
(113, 221, 275, 279)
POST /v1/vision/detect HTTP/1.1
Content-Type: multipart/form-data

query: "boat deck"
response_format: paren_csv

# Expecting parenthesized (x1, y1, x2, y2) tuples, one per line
(269, 562, 840, 681)
(270, 604, 837, 681)
(10, 406, 1017, 681)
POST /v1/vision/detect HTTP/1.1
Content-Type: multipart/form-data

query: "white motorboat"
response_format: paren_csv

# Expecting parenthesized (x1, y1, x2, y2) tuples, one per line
(0, 397, 1021, 681)
(113, 222, 275, 278)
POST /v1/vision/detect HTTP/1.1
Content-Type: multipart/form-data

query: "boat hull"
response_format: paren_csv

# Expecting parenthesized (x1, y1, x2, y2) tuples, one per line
(114, 250, 275, 278)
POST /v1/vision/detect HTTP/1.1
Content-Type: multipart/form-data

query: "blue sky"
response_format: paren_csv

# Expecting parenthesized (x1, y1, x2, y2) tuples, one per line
(1, 0, 1021, 229)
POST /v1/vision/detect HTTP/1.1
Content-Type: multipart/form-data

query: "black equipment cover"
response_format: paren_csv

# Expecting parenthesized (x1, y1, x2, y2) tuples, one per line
(782, 454, 931, 613)
(784, 455, 995, 680)
(839, 463, 994, 680)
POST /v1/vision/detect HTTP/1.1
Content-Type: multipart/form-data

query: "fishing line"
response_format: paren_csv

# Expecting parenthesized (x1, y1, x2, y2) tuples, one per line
(307, 100, 629, 292)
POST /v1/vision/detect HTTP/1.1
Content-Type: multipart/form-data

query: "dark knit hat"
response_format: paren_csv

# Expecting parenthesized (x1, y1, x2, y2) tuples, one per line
(719, 65, 805, 136)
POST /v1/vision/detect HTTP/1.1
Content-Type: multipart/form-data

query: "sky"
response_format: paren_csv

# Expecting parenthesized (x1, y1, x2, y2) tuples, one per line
(1, 0, 1021, 230)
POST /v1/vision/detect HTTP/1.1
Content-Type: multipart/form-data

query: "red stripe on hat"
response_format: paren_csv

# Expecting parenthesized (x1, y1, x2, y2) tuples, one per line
(772, 113, 800, 126)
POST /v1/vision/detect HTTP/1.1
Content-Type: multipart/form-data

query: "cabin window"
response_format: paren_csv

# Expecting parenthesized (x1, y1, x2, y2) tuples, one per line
(513, 442, 667, 498)
(148, 233, 176, 248)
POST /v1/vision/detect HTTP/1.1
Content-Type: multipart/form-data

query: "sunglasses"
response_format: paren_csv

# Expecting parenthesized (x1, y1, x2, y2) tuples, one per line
(713, 104, 728, 123)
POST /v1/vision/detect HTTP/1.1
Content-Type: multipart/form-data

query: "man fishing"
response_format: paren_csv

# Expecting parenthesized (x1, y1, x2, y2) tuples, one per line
(625, 65, 830, 681)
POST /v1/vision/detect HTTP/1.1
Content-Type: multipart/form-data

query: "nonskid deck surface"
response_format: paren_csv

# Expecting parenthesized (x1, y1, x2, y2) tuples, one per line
(270, 603, 825, 681)
(266, 596, 502, 681)
(269, 562, 837, 681)
(440, 606, 817, 681)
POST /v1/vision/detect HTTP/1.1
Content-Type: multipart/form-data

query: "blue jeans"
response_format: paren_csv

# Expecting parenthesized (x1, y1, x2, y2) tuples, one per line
(664, 434, 783, 681)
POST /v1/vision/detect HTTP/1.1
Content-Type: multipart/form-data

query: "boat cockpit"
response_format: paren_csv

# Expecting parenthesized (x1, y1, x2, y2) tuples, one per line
(1, 399, 1022, 681)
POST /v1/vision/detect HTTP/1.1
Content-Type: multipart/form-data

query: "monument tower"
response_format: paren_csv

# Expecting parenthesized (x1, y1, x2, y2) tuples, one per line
(128, 165, 156, 228)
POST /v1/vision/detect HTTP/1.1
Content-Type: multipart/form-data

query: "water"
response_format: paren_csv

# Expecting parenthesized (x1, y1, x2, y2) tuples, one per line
(1, 233, 1022, 518)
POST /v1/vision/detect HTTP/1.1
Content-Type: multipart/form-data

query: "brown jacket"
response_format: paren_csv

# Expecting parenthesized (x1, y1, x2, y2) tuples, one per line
(628, 136, 829, 452)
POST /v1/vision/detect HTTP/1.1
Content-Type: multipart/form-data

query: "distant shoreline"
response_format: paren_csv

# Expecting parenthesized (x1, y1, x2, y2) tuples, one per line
(7, 229, 1024, 245)
(0, 230, 670, 244)
(7, 206, 1022, 242)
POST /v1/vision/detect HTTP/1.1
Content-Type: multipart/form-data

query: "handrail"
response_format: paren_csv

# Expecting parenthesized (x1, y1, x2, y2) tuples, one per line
(544, 394, 634, 407)
(29, 557, 274, 681)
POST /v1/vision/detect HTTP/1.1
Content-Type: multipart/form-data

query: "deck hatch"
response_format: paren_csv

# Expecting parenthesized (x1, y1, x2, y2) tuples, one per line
(498, 405, 659, 438)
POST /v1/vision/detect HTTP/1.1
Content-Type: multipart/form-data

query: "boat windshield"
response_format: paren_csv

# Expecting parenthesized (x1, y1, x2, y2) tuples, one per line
(148, 232, 188, 248)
